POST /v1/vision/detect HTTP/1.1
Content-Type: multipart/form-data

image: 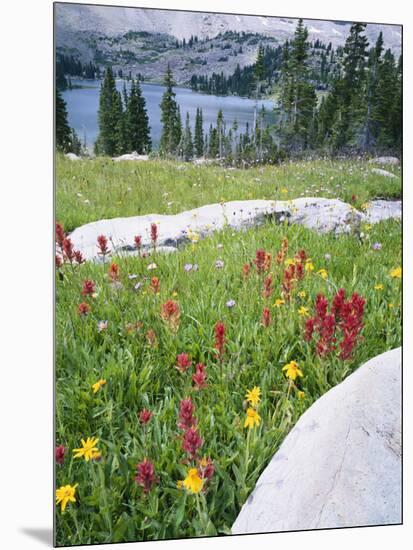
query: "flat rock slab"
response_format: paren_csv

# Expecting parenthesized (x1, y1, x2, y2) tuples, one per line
(112, 152, 149, 162)
(371, 168, 398, 178)
(68, 198, 401, 261)
(365, 199, 402, 223)
(232, 347, 401, 534)
(369, 156, 400, 166)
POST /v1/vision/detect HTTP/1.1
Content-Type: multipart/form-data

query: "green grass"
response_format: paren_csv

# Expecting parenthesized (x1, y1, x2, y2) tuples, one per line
(56, 154, 401, 232)
(56, 210, 401, 545)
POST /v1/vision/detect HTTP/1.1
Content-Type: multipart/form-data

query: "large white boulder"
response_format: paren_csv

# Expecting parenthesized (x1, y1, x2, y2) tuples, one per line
(65, 152, 81, 161)
(112, 152, 149, 162)
(364, 200, 402, 223)
(369, 156, 400, 166)
(232, 347, 401, 534)
(68, 198, 401, 262)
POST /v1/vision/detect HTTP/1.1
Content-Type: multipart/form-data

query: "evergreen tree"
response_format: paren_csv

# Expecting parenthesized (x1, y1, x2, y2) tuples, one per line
(182, 112, 194, 161)
(194, 108, 204, 157)
(159, 66, 182, 156)
(125, 80, 152, 154)
(56, 89, 72, 152)
(95, 67, 126, 156)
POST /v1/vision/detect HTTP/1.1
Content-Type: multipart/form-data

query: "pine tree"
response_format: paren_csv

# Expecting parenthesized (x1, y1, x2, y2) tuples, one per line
(95, 67, 126, 156)
(56, 89, 72, 152)
(125, 80, 151, 154)
(194, 108, 204, 157)
(159, 65, 182, 156)
(182, 112, 194, 161)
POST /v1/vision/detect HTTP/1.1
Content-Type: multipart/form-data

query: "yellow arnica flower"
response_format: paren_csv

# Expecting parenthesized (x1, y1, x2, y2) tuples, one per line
(176, 480, 184, 490)
(183, 468, 203, 494)
(280, 188, 288, 194)
(298, 306, 310, 317)
(282, 360, 303, 381)
(284, 258, 296, 266)
(274, 298, 285, 308)
(390, 267, 402, 279)
(92, 379, 106, 394)
(244, 407, 261, 429)
(297, 390, 305, 399)
(73, 437, 100, 462)
(245, 386, 261, 407)
(374, 284, 384, 291)
(317, 269, 328, 279)
(56, 483, 78, 513)
(298, 291, 306, 298)
(305, 261, 314, 272)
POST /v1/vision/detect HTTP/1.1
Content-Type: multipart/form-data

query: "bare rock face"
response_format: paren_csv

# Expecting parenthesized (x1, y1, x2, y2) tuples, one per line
(371, 168, 398, 178)
(68, 198, 401, 262)
(365, 200, 402, 223)
(112, 152, 149, 162)
(232, 347, 401, 534)
(369, 156, 400, 166)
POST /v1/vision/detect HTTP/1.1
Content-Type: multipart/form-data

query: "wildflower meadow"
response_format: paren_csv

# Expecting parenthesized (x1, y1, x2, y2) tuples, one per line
(55, 154, 401, 546)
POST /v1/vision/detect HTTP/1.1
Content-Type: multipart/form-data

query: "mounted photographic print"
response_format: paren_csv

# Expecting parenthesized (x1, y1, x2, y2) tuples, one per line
(54, 1, 402, 546)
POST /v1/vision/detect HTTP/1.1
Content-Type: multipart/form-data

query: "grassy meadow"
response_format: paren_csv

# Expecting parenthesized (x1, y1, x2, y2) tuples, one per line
(55, 155, 401, 545)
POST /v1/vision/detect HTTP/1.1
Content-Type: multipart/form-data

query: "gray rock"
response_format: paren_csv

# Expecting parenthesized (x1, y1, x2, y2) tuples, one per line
(65, 152, 81, 161)
(112, 152, 149, 162)
(371, 168, 398, 178)
(365, 200, 402, 223)
(369, 156, 400, 166)
(68, 198, 401, 261)
(232, 347, 401, 534)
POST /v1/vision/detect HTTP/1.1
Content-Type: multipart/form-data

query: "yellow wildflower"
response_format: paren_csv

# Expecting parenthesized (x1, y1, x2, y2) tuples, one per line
(284, 258, 296, 266)
(172, 291, 178, 298)
(245, 386, 261, 407)
(176, 480, 184, 490)
(298, 291, 306, 298)
(274, 298, 285, 308)
(56, 483, 78, 513)
(92, 379, 106, 394)
(390, 267, 402, 279)
(280, 188, 288, 194)
(374, 284, 384, 291)
(73, 437, 100, 462)
(183, 468, 203, 494)
(317, 269, 328, 279)
(244, 407, 261, 429)
(297, 390, 305, 399)
(282, 360, 303, 381)
(305, 261, 314, 272)
(298, 306, 309, 317)
(388, 303, 394, 309)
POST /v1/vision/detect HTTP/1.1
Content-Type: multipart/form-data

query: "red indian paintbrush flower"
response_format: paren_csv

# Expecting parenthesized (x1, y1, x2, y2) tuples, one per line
(242, 263, 251, 278)
(263, 274, 273, 299)
(161, 300, 180, 331)
(134, 459, 157, 493)
(78, 302, 90, 315)
(214, 321, 226, 359)
(192, 363, 207, 389)
(134, 235, 142, 249)
(150, 277, 160, 294)
(262, 307, 271, 328)
(55, 445, 66, 465)
(97, 234, 110, 257)
(178, 398, 197, 430)
(255, 249, 267, 273)
(146, 329, 157, 347)
(74, 250, 85, 265)
(182, 427, 203, 459)
(56, 223, 65, 249)
(176, 353, 192, 373)
(56, 255, 63, 269)
(63, 237, 75, 263)
(81, 279, 96, 296)
(139, 409, 153, 425)
(150, 223, 158, 246)
(198, 457, 214, 481)
(108, 262, 120, 281)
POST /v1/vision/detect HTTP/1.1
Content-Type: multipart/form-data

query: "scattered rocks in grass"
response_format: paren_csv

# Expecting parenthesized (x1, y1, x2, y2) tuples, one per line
(112, 152, 149, 162)
(68, 198, 402, 262)
(232, 347, 401, 534)
(65, 152, 81, 161)
(371, 168, 398, 178)
(369, 156, 400, 166)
